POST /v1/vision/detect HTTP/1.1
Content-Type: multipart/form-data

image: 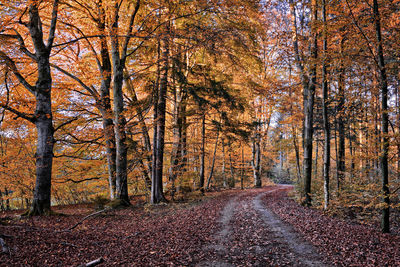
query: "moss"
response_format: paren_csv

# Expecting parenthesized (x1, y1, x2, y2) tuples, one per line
(106, 199, 131, 209)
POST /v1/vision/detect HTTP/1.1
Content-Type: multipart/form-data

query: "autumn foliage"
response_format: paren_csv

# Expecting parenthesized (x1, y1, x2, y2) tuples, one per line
(0, 0, 399, 232)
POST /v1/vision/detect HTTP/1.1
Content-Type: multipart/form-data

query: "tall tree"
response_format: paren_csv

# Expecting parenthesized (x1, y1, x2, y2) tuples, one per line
(303, 0, 318, 206)
(110, 0, 141, 204)
(373, 0, 390, 233)
(322, 0, 330, 210)
(0, 0, 59, 215)
(151, 20, 169, 204)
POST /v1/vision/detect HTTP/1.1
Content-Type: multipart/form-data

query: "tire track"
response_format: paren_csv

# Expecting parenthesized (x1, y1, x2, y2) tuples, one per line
(253, 186, 328, 267)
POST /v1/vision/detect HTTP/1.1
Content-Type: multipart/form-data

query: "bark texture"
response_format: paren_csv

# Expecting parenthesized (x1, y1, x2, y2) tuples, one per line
(303, 0, 318, 207)
(151, 24, 169, 204)
(373, 0, 390, 233)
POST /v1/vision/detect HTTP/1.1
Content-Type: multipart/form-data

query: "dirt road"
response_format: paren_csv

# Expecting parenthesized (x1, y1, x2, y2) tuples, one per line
(198, 185, 328, 266)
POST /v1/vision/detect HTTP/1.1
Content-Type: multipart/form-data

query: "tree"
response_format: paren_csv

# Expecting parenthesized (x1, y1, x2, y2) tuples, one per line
(322, 0, 330, 210)
(372, 0, 390, 233)
(0, 0, 60, 215)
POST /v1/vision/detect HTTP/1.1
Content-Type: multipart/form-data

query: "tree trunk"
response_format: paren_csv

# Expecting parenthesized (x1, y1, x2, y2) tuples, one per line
(228, 141, 235, 188)
(97, 4, 116, 200)
(168, 79, 183, 197)
(322, 0, 330, 210)
(31, 85, 54, 215)
(0, 191, 4, 211)
(111, 15, 129, 204)
(108, 0, 141, 204)
(252, 122, 262, 188)
(4, 188, 9, 211)
(206, 126, 220, 189)
(314, 140, 319, 179)
(373, 0, 390, 233)
(337, 38, 346, 192)
(26, 1, 59, 215)
(241, 144, 244, 190)
(221, 138, 227, 188)
(199, 113, 206, 189)
(151, 25, 169, 204)
(292, 126, 302, 183)
(303, 0, 318, 207)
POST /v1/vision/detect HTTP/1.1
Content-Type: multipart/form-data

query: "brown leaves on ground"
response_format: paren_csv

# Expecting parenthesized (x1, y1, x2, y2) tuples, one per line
(0, 193, 232, 266)
(1, 187, 400, 266)
(263, 188, 400, 267)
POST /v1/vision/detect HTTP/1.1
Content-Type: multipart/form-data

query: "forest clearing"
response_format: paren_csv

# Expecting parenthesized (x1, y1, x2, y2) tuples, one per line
(0, 0, 400, 265)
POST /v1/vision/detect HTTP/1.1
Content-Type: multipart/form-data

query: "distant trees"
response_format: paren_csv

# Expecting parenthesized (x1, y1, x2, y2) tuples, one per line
(280, 0, 399, 232)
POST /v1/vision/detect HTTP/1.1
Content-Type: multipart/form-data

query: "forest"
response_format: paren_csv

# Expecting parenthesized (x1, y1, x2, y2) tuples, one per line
(0, 0, 400, 265)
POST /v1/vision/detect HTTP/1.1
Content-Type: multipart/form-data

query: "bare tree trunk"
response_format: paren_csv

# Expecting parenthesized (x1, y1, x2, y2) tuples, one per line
(109, 0, 141, 204)
(4, 188, 9, 211)
(373, 0, 390, 233)
(337, 38, 346, 192)
(303, 0, 318, 207)
(314, 140, 319, 179)
(3, 1, 61, 216)
(151, 23, 169, 204)
(252, 121, 262, 188)
(199, 113, 206, 189)
(0, 191, 4, 211)
(206, 126, 220, 189)
(97, 4, 116, 199)
(110, 10, 129, 204)
(322, 0, 330, 210)
(293, 126, 302, 183)
(241, 144, 244, 190)
(228, 141, 235, 188)
(221, 138, 227, 188)
(168, 79, 183, 197)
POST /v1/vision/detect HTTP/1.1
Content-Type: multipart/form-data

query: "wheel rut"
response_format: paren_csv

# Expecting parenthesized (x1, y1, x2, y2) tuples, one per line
(253, 187, 328, 266)
(198, 186, 329, 266)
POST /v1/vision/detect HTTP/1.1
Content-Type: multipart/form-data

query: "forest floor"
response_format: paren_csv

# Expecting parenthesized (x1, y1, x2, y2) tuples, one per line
(0, 185, 400, 266)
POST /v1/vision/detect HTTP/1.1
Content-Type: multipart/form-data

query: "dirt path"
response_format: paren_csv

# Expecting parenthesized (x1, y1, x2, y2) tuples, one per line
(253, 187, 327, 266)
(199, 186, 329, 266)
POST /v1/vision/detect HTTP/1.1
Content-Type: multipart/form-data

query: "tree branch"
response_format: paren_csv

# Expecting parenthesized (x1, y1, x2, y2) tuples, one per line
(0, 51, 36, 94)
(0, 31, 37, 60)
(0, 104, 36, 124)
(47, 0, 60, 49)
(344, 0, 379, 67)
(51, 63, 99, 100)
(59, 208, 111, 232)
(54, 177, 102, 184)
(122, 0, 141, 61)
(54, 117, 79, 132)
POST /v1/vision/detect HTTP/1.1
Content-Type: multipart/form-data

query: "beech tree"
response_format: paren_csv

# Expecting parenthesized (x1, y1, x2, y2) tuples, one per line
(0, 0, 60, 215)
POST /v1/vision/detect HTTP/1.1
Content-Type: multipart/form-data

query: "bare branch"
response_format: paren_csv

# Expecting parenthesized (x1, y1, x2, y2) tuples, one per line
(51, 63, 99, 100)
(0, 71, 10, 126)
(0, 104, 36, 124)
(47, 0, 60, 49)
(52, 34, 104, 48)
(54, 176, 102, 184)
(54, 117, 79, 132)
(0, 51, 36, 94)
(0, 31, 37, 60)
(122, 0, 141, 61)
(58, 208, 111, 232)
